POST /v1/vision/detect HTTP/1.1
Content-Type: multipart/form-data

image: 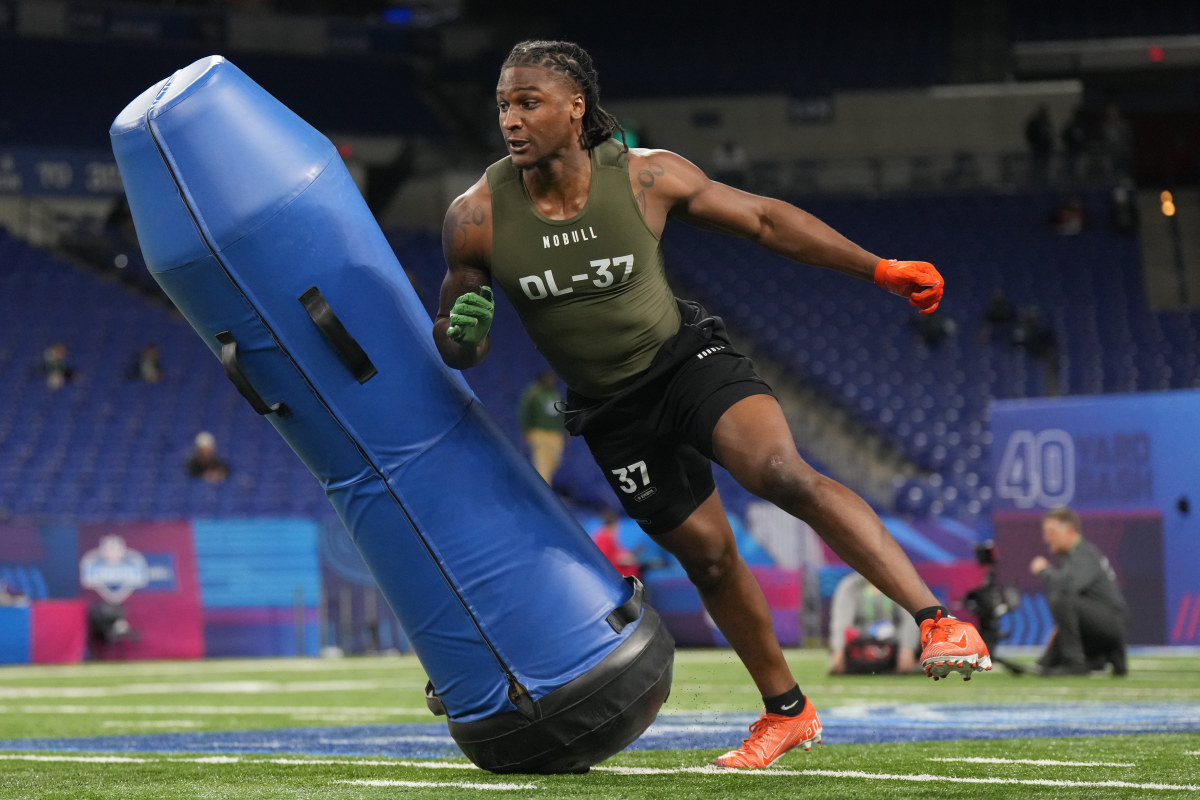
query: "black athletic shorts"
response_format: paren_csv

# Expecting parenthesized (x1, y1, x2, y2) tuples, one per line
(563, 298, 773, 535)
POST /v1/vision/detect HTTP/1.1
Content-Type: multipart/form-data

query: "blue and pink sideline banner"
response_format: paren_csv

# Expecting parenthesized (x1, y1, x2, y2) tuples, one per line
(0, 517, 319, 662)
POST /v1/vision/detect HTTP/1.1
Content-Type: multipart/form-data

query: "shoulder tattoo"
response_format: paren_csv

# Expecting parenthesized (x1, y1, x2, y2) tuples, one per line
(450, 203, 487, 250)
(633, 162, 665, 217)
(636, 161, 665, 188)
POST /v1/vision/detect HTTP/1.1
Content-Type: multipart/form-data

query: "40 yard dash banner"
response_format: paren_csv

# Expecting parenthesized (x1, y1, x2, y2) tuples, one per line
(988, 389, 1200, 645)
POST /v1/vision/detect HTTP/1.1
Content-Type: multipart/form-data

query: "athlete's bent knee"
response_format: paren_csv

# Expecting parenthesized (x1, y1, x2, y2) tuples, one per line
(746, 453, 821, 509)
(679, 544, 739, 594)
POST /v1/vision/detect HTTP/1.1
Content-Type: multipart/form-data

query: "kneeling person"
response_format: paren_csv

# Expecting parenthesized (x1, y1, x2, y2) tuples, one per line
(1031, 506, 1128, 676)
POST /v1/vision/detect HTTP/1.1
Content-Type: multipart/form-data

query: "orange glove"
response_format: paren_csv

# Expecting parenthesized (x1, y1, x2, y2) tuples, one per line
(874, 258, 944, 314)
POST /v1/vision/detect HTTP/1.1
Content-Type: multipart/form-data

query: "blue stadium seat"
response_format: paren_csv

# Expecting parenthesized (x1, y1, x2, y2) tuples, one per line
(5, 180, 1200, 529)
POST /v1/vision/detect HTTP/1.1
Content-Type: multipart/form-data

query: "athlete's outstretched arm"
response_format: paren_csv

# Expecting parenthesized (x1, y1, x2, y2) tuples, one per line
(435, 181, 494, 369)
(645, 151, 875, 276)
(644, 151, 943, 312)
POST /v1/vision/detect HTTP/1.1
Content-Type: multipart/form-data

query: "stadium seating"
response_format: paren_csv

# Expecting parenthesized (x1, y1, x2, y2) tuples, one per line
(4, 182, 1198, 526)
(0, 225, 644, 522)
(0, 227, 332, 521)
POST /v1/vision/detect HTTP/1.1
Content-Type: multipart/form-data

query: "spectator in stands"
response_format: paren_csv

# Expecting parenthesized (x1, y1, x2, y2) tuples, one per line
(914, 310, 956, 350)
(979, 287, 1017, 335)
(1012, 307, 1059, 395)
(1024, 104, 1054, 186)
(435, 39, 989, 769)
(1030, 506, 1128, 676)
(1110, 180, 1139, 235)
(186, 431, 229, 483)
(1011, 307, 1054, 356)
(130, 343, 163, 384)
(1099, 101, 1134, 181)
(104, 193, 137, 252)
(1050, 194, 1087, 236)
(518, 370, 566, 485)
(828, 571, 919, 675)
(979, 289, 1017, 347)
(590, 509, 642, 580)
(1060, 105, 1089, 182)
(41, 342, 75, 390)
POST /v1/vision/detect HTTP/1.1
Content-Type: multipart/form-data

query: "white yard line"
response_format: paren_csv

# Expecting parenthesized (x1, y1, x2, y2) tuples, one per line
(748, 685, 1200, 701)
(0, 754, 475, 768)
(3, 755, 1195, 792)
(594, 765, 1200, 792)
(244, 758, 470, 767)
(928, 756, 1134, 767)
(0, 755, 525, 791)
(797, 768, 1199, 792)
(0, 703, 426, 716)
(0, 755, 153, 763)
(0, 679, 396, 698)
(101, 720, 204, 729)
(0, 657, 420, 680)
(336, 779, 535, 791)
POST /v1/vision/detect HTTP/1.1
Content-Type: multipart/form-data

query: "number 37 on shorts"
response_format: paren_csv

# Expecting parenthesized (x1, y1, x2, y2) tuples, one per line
(611, 460, 656, 501)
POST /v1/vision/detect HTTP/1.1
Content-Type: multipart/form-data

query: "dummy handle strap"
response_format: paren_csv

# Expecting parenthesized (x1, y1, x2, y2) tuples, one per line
(606, 576, 645, 633)
(424, 680, 447, 717)
(299, 286, 377, 384)
(215, 330, 291, 418)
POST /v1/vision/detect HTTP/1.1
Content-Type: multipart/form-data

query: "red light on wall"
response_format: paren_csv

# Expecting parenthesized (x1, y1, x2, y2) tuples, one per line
(336, 142, 355, 159)
(1148, 45, 1164, 62)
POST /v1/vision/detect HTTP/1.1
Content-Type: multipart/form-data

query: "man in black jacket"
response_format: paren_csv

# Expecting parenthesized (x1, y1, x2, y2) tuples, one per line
(1031, 506, 1129, 676)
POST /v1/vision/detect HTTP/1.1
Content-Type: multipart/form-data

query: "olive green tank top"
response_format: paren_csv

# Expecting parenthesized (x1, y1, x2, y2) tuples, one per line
(486, 138, 681, 399)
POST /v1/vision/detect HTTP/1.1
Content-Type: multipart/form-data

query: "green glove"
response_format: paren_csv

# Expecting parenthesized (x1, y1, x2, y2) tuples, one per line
(446, 285, 494, 346)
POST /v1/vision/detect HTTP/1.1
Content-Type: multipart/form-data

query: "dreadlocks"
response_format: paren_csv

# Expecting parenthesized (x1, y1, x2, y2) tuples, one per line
(502, 40, 623, 150)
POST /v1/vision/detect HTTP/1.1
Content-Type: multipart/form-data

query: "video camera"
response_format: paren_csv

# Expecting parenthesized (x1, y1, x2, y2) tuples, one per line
(962, 540, 1024, 674)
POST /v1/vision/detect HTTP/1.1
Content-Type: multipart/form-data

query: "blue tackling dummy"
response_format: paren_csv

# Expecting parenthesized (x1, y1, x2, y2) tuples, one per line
(109, 55, 673, 774)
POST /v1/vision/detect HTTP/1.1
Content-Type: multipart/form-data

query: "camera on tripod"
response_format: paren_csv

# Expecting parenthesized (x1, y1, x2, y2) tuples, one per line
(961, 541, 1025, 674)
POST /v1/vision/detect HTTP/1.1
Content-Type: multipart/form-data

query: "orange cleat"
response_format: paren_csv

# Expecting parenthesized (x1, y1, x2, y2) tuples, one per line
(920, 609, 993, 681)
(713, 700, 823, 769)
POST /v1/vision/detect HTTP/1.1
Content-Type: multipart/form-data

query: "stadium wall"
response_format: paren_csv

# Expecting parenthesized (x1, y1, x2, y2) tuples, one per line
(384, 81, 1086, 231)
(608, 81, 1083, 169)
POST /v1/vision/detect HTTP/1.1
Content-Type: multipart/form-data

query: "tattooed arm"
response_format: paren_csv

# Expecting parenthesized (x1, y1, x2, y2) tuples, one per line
(627, 148, 879, 281)
(434, 175, 495, 369)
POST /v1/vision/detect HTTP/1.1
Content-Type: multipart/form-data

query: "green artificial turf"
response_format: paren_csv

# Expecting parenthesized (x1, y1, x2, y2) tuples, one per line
(0, 649, 1197, 799)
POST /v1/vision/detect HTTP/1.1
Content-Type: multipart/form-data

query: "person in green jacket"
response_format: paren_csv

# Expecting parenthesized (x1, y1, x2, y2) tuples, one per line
(518, 370, 565, 484)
